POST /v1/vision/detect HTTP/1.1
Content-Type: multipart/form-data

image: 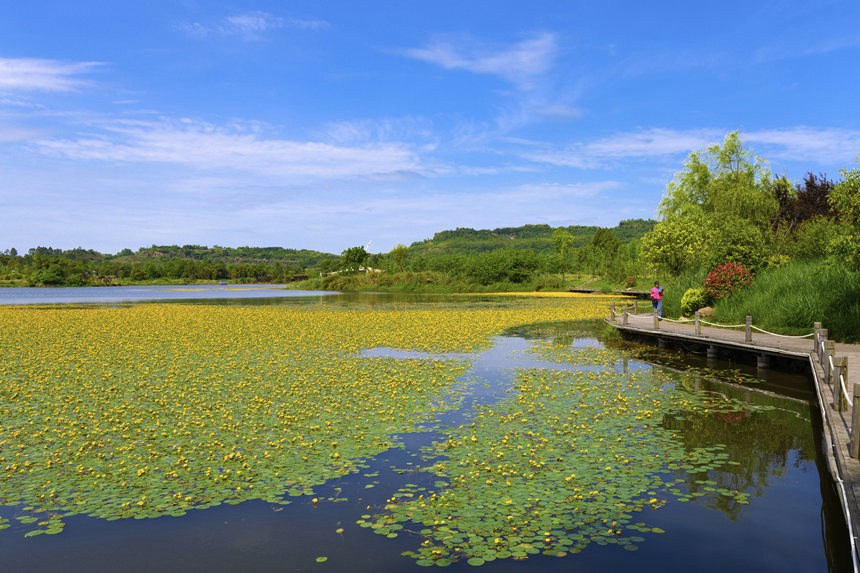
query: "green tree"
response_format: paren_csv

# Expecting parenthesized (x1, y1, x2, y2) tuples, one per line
(551, 228, 574, 282)
(829, 166, 860, 271)
(640, 213, 710, 276)
(389, 244, 409, 272)
(643, 132, 777, 275)
(659, 132, 776, 228)
(340, 246, 369, 274)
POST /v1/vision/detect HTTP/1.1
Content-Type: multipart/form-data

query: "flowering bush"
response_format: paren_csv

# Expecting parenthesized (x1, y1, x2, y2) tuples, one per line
(704, 262, 753, 300)
(680, 288, 710, 316)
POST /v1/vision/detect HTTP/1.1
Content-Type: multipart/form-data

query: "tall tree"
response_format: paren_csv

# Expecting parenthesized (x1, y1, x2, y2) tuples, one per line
(658, 131, 776, 229)
(551, 228, 574, 281)
(389, 244, 408, 272)
(643, 132, 776, 275)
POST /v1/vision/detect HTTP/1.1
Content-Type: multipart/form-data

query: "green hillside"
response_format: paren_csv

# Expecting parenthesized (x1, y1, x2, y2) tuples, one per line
(408, 220, 655, 257)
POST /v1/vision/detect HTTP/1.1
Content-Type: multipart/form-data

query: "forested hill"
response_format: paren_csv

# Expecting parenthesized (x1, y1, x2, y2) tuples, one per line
(122, 245, 335, 266)
(408, 219, 655, 257)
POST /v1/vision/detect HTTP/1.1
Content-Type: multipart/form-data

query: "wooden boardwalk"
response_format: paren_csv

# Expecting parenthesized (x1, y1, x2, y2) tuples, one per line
(606, 309, 860, 569)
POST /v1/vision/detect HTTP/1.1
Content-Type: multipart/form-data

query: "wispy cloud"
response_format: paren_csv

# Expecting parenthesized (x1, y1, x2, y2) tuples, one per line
(402, 32, 557, 91)
(180, 11, 327, 41)
(520, 126, 860, 173)
(0, 58, 101, 93)
(34, 118, 423, 180)
(745, 127, 860, 166)
(522, 128, 722, 168)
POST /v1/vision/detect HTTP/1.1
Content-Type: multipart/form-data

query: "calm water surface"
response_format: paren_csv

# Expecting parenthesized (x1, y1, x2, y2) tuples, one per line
(0, 284, 337, 305)
(0, 294, 851, 572)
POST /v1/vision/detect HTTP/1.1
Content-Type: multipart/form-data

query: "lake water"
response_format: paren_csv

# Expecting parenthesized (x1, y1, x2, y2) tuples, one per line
(0, 284, 337, 305)
(0, 292, 851, 572)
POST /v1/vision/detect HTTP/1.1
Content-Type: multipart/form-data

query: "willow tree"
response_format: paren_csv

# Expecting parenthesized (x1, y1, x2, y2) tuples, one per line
(642, 132, 777, 275)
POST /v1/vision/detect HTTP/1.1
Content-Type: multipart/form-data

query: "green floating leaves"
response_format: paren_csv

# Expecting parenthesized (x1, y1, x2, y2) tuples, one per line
(367, 347, 772, 566)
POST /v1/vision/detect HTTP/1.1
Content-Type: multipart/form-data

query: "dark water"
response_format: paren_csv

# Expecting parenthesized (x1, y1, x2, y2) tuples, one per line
(0, 297, 852, 572)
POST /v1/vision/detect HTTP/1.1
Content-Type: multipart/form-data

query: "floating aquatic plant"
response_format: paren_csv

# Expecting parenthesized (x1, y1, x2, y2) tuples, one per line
(0, 298, 610, 535)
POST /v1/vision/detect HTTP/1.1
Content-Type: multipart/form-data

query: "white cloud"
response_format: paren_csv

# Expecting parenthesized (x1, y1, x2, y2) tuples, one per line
(521, 127, 860, 170)
(745, 127, 860, 166)
(33, 118, 424, 180)
(180, 11, 327, 40)
(0, 58, 101, 93)
(403, 32, 557, 91)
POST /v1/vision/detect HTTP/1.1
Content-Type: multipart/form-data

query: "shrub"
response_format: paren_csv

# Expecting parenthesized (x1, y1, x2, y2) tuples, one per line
(704, 262, 753, 300)
(680, 288, 710, 316)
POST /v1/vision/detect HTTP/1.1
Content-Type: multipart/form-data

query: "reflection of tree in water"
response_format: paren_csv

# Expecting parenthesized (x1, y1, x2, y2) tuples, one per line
(504, 319, 604, 346)
(663, 375, 814, 521)
(531, 320, 816, 523)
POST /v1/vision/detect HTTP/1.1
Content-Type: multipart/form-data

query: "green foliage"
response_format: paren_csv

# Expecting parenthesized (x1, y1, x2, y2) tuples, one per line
(790, 216, 841, 260)
(0, 244, 333, 286)
(591, 227, 622, 255)
(828, 167, 860, 271)
(466, 249, 540, 285)
(408, 222, 654, 259)
(680, 288, 710, 316)
(640, 214, 710, 275)
(713, 260, 860, 341)
(340, 246, 369, 274)
(388, 244, 408, 272)
(705, 215, 768, 272)
(644, 132, 776, 276)
(651, 269, 707, 319)
(659, 132, 776, 228)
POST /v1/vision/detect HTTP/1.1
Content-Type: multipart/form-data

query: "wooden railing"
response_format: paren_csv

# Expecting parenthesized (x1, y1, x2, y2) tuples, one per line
(814, 324, 857, 457)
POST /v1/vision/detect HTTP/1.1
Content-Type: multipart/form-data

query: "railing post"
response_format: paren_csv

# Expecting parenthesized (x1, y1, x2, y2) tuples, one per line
(819, 329, 829, 364)
(833, 356, 848, 411)
(852, 383, 860, 459)
(813, 322, 822, 351)
(634, 300, 639, 315)
(745, 315, 752, 343)
(653, 311, 659, 330)
(610, 301, 616, 321)
(622, 306, 628, 325)
(694, 311, 701, 336)
(824, 340, 836, 386)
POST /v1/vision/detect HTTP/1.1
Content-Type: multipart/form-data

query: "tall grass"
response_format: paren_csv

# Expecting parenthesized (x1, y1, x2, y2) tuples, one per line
(656, 270, 707, 319)
(713, 260, 860, 342)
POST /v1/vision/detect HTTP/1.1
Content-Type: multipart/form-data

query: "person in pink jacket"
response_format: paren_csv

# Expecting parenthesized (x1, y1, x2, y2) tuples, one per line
(650, 281, 664, 317)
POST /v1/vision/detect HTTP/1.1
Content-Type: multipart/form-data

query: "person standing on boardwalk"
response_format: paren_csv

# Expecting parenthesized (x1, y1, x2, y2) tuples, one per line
(650, 281, 664, 317)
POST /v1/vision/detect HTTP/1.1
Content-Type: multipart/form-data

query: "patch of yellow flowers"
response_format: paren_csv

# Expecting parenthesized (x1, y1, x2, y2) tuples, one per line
(0, 296, 608, 535)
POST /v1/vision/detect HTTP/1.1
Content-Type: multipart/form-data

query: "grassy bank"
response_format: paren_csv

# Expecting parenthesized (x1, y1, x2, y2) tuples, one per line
(653, 261, 859, 342)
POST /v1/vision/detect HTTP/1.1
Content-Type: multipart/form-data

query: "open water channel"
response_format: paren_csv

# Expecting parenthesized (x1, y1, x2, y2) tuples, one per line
(0, 288, 852, 572)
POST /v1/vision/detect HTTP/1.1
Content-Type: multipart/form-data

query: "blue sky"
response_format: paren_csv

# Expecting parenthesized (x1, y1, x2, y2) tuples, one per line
(1, 1, 859, 255)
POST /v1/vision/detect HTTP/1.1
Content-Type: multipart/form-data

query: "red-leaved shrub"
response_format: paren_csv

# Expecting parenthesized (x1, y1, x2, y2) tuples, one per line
(704, 262, 753, 300)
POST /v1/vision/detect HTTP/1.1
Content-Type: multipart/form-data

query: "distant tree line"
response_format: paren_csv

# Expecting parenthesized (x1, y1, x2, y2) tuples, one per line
(0, 245, 337, 287)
